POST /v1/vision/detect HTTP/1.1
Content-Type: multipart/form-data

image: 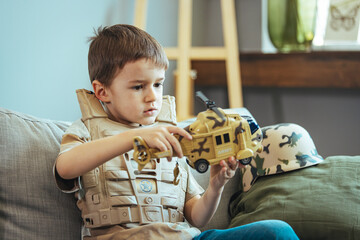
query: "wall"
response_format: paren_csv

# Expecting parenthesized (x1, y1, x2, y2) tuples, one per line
(0, 0, 179, 121)
(1, 0, 359, 157)
(1, 0, 126, 121)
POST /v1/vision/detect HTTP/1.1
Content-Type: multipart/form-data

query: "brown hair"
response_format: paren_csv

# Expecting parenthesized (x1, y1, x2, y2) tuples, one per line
(88, 24, 168, 86)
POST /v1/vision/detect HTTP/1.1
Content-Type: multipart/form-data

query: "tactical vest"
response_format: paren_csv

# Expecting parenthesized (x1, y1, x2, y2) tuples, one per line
(76, 89, 187, 228)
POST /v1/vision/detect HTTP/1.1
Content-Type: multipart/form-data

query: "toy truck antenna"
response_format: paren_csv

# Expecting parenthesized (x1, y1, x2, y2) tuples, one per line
(196, 91, 226, 121)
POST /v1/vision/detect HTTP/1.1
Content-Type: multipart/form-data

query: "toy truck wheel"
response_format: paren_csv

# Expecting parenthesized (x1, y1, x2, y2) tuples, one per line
(239, 157, 252, 165)
(195, 159, 209, 173)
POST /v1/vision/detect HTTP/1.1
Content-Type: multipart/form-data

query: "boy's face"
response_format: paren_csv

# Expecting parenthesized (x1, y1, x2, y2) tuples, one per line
(103, 58, 165, 125)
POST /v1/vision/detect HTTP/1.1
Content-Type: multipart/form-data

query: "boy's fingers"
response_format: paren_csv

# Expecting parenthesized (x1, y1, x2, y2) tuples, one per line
(221, 166, 232, 179)
(153, 138, 171, 152)
(219, 158, 237, 178)
(221, 156, 236, 170)
(228, 157, 238, 170)
(162, 126, 189, 157)
(167, 126, 192, 140)
(219, 159, 229, 169)
(166, 134, 183, 158)
(238, 162, 246, 168)
(180, 129, 192, 140)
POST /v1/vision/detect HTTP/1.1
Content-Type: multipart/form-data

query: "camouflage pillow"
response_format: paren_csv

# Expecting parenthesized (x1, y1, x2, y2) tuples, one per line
(229, 155, 360, 239)
(241, 123, 323, 191)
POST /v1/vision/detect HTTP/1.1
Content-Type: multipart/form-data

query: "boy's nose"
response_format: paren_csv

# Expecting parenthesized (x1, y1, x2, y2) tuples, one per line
(144, 87, 157, 102)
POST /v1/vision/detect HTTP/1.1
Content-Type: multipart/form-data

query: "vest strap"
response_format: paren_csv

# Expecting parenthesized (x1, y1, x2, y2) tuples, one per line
(83, 206, 183, 228)
(76, 89, 108, 122)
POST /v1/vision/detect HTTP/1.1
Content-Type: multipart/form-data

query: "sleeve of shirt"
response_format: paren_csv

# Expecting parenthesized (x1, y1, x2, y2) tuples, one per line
(180, 158, 205, 203)
(53, 119, 91, 193)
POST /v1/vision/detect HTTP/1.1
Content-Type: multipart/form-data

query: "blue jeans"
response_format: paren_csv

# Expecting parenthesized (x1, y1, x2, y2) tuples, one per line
(193, 220, 299, 240)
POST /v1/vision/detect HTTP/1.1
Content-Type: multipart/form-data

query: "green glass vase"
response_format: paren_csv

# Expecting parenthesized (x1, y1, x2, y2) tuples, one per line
(268, 0, 317, 52)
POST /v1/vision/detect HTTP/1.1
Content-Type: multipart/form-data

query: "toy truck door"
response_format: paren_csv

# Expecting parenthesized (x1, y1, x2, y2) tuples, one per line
(213, 132, 234, 159)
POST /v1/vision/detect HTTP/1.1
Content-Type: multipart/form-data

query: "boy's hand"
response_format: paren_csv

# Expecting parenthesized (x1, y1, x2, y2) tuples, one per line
(209, 156, 244, 191)
(136, 126, 192, 159)
(184, 156, 245, 228)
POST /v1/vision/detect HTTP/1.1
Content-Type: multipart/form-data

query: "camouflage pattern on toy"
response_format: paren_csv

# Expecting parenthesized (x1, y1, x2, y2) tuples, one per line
(133, 107, 263, 174)
(179, 108, 263, 173)
(241, 123, 324, 192)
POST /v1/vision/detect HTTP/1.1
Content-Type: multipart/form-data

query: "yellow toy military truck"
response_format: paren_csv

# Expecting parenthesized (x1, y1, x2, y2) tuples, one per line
(133, 92, 263, 173)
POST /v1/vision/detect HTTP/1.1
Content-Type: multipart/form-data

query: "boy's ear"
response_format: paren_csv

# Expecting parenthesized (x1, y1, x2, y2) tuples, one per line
(92, 80, 110, 103)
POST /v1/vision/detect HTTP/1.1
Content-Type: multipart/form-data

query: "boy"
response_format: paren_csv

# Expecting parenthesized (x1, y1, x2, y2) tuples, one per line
(54, 24, 298, 240)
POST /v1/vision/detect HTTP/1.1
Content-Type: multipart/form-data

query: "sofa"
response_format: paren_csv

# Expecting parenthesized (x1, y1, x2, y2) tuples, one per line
(1, 107, 359, 239)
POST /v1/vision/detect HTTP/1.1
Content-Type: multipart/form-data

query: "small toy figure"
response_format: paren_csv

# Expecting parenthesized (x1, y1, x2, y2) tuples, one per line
(133, 91, 263, 173)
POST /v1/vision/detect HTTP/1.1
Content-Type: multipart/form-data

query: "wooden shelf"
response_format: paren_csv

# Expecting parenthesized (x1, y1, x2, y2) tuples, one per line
(191, 51, 360, 88)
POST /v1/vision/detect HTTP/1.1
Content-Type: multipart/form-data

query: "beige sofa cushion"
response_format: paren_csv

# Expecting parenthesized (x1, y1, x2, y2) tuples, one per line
(0, 108, 82, 240)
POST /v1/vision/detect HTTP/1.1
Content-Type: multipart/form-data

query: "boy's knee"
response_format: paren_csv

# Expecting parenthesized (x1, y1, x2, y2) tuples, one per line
(195, 220, 299, 240)
(259, 220, 299, 240)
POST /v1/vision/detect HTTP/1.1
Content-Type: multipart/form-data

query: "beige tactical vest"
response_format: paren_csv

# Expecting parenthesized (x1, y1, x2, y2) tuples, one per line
(76, 89, 187, 228)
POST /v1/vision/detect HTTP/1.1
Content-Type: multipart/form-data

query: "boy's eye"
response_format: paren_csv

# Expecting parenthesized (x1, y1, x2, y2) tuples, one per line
(132, 85, 143, 90)
(154, 82, 163, 88)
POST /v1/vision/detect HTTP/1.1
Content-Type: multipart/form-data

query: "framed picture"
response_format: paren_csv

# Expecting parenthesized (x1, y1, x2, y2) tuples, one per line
(313, 0, 360, 50)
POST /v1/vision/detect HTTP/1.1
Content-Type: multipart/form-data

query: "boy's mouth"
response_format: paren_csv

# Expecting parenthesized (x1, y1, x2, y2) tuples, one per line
(144, 108, 158, 116)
